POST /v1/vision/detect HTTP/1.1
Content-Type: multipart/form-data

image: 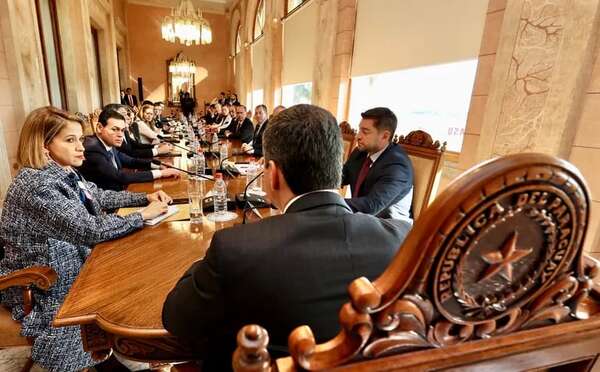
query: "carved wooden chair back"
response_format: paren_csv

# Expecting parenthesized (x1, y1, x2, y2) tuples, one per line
(75, 112, 94, 137)
(395, 130, 446, 220)
(233, 153, 600, 371)
(339, 121, 358, 198)
(340, 121, 357, 163)
(0, 240, 57, 371)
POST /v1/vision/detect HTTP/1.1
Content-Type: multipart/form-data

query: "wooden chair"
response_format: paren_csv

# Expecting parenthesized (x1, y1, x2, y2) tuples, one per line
(0, 243, 57, 372)
(339, 122, 357, 198)
(233, 153, 600, 371)
(340, 121, 357, 163)
(395, 130, 446, 220)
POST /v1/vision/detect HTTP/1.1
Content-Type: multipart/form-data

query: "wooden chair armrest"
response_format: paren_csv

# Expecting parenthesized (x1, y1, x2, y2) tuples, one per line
(0, 266, 57, 292)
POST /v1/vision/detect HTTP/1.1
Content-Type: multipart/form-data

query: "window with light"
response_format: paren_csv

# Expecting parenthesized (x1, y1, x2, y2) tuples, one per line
(348, 59, 479, 152)
(253, 0, 265, 40)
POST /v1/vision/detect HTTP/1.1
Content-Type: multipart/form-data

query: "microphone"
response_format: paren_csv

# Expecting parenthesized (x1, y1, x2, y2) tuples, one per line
(241, 170, 265, 224)
(218, 154, 241, 178)
(160, 140, 219, 158)
(151, 159, 215, 182)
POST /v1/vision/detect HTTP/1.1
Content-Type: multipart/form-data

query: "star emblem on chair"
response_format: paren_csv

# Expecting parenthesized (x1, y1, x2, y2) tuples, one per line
(479, 231, 532, 283)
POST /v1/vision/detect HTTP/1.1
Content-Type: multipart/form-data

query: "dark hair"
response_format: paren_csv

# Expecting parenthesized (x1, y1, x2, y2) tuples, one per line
(361, 107, 397, 142)
(263, 104, 342, 194)
(209, 103, 217, 109)
(142, 100, 153, 106)
(220, 92, 225, 95)
(236, 104, 247, 111)
(103, 103, 126, 112)
(154, 101, 164, 106)
(255, 104, 268, 113)
(98, 109, 126, 127)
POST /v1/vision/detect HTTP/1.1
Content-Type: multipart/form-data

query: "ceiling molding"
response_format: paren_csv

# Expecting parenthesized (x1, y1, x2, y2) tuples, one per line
(126, 0, 232, 14)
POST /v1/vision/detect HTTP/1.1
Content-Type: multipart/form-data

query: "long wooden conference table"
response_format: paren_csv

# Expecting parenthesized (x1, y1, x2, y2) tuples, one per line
(54, 139, 273, 362)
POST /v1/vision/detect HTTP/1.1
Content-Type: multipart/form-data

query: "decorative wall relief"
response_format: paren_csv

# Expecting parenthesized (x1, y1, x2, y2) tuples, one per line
(492, 0, 565, 156)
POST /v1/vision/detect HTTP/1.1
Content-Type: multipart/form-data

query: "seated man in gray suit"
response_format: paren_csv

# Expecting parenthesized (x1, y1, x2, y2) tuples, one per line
(162, 104, 412, 371)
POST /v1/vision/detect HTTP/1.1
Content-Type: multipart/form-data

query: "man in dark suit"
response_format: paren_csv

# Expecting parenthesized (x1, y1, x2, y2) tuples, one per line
(222, 104, 254, 144)
(241, 104, 268, 157)
(203, 103, 218, 125)
(162, 104, 411, 371)
(102, 104, 171, 159)
(153, 101, 171, 130)
(342, 107, 414, 222)
(121, 88, 138, 108)
(78, 109, 179, 191)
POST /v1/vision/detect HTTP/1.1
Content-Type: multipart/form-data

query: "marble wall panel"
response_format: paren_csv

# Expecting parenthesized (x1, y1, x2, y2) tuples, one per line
(465, 95, 488, 135)
(479, 10, 505, 55)
(488, 0, 508, 12)
(491, 0, 565, 156)
(573, 94, 600, 148)
(472, 54, 497, 96)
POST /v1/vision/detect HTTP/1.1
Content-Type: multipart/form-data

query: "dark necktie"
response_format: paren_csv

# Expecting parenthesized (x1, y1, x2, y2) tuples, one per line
(354, 156, 373, 196)
(128, 95, 133, 106)
(107, 149, 119, 169)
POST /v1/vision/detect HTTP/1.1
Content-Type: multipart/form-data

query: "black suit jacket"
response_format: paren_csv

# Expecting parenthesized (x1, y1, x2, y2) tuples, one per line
(162, 191, 410, 371)
(121, 94, 138, 107)
(78, 136, 154, 191)
(251, 120, 268, 157)
(224, 117, 254, 144)
(342, 143, 414, 220)
(118, 130, 154, 158)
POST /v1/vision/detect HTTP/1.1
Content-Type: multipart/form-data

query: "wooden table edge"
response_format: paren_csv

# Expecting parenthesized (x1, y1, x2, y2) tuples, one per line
(52, 312, 171, 338)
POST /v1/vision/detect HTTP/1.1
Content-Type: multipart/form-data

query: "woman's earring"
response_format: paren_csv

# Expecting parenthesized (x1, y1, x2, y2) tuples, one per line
(43, 150, 51, 160)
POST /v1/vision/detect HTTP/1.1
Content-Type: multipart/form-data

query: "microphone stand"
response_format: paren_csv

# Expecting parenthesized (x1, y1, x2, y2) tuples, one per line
(151, 160, 215, 182)
(242, 170, 265, 224)
(218, 154, 239, 178)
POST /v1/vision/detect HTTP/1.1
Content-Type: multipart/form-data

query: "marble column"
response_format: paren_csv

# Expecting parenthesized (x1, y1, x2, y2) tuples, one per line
(331, 0, 357, 120)
(476, 0, 600, 160)
(263, 0, 283, 110)
(0, 0, 48, 122)
(0, 0, 49, 197)
(56, 0, 94, 112)
(312, 0, 339, 111)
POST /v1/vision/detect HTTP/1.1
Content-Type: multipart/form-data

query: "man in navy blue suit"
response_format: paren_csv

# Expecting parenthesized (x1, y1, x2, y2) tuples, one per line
(342, 107, 414, 222)
(79, 109, 180, 191)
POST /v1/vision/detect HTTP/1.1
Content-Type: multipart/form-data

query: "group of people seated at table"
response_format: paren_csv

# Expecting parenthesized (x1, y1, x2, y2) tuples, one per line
(0, 97, 414, 371)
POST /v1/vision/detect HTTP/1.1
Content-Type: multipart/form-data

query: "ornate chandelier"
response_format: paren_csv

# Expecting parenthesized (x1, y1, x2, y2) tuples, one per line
(169, 53, 196, 75)
(161, 0, 213, 46)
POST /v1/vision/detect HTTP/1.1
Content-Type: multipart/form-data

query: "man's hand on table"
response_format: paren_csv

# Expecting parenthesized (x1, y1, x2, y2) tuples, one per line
(157, 143, 172, 155)
(160, 168, 181, 179)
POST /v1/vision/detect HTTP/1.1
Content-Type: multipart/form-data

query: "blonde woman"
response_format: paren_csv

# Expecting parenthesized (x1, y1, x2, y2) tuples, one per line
(0, 106, 171, 371)
(132, 103, 160, 144)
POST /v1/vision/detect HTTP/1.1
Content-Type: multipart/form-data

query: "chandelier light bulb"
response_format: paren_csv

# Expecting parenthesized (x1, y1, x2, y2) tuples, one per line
(161, 0, 212, 46)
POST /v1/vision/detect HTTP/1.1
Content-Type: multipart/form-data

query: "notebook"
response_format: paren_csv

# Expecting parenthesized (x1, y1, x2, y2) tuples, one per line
(117, 205, 190, 225)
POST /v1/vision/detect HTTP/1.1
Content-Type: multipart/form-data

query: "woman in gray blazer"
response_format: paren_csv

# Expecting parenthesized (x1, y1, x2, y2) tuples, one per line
(0, 106, 171, 371)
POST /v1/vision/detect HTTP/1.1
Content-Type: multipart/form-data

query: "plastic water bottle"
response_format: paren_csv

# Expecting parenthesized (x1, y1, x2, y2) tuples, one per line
(194, 150, 205, 177)
(197, 124, 205, 142)
(213, 173, 227, 216)
(219, 142, 228, 163)
(246, 161, 257, 192)
(211, 132, 219, 152)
